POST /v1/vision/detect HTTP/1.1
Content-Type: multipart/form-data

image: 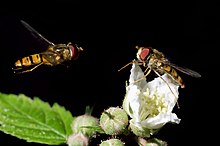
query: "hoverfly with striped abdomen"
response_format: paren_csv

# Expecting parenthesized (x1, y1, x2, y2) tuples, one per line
(118, 46, 201, 108)
(118, 46, 201, 88)
(12, 20, 83, 74)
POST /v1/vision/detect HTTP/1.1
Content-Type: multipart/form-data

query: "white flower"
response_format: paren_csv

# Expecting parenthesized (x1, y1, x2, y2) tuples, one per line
(123, 63, 181, 137)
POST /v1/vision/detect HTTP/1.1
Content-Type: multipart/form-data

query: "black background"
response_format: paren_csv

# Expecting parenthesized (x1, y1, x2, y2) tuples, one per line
(0, 1, 218, 146)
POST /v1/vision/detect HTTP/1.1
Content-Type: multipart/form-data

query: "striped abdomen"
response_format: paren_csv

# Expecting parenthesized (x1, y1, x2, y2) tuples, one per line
(161, 64, 185, 88)
(15, 54, 49, 67)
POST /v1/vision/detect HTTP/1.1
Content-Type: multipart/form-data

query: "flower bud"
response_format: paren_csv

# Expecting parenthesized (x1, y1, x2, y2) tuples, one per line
(100, 107, 128, 135)
(67, 133, 89, 146)
(129, 120, 151, 138)
(71, 114, 99, 138)
(140, 137, 168, 146)
(100, 138, 125, 146)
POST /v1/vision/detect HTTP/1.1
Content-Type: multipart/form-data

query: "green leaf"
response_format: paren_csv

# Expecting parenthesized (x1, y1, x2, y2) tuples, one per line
(0, 92, 74, 145)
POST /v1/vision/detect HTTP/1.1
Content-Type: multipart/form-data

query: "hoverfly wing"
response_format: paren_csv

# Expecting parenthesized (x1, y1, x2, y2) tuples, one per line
(20, 20, 55, 46)
(164, 61, 201, 78)
(40, 50, 62, 65)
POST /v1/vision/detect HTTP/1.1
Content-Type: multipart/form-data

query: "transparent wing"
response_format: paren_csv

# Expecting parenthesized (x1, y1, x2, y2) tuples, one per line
(40, 51, 59, 65)
(20, 20, 55, 46)
(164, 61, 201, 78)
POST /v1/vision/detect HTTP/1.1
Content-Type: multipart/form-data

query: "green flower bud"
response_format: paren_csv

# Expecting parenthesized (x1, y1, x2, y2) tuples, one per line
(100, 138, 125, 146)
(71, 114, 99, 138)
(146, 138, 168, 146)
(129, 120, 151, 138)
(100, 107, 128, 135)
(67, 133, 89, 146)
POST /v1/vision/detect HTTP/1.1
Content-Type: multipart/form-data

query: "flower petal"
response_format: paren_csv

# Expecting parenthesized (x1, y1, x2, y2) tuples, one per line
(123, 63, 146, 121)
(129, 63, 146, 89)
(141, 113, 181, 129)
(123, 85, 141, 121)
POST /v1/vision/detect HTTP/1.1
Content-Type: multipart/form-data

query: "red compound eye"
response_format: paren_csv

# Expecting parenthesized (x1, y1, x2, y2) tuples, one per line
(139, 48, 150, 61)
(68, 45, 78, 59)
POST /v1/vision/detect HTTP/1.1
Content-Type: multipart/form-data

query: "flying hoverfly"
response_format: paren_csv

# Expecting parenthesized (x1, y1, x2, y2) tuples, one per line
(119, 46, 201, 88)
(12, 20, 83, 74)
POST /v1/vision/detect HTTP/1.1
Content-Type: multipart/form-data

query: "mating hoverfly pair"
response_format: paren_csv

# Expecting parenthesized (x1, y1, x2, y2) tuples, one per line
(13, 20, 201, 91)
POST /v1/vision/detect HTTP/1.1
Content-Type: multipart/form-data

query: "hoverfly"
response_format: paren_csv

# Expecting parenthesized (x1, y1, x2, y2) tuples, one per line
(12, 20, 83, 74)
(119, 46, 201, 88)
(118, 46, 201, 88)
(119, 46, 201, 108)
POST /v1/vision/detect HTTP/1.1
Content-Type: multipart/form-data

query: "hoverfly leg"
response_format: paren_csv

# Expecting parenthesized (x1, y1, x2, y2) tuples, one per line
(131, 67, 151, 84)
(153, 70, 180, 109)
(14, 62, 43, 74)
(12, 66, 24, 73)
(118, 60, 142, 72)
(12, 67, 23, 71)
(118, 62, 134, 72)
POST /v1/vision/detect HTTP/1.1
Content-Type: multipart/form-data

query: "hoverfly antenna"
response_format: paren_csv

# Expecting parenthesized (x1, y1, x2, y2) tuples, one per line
(75, 44, 84, 52)
(78, 47, 84, 52)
